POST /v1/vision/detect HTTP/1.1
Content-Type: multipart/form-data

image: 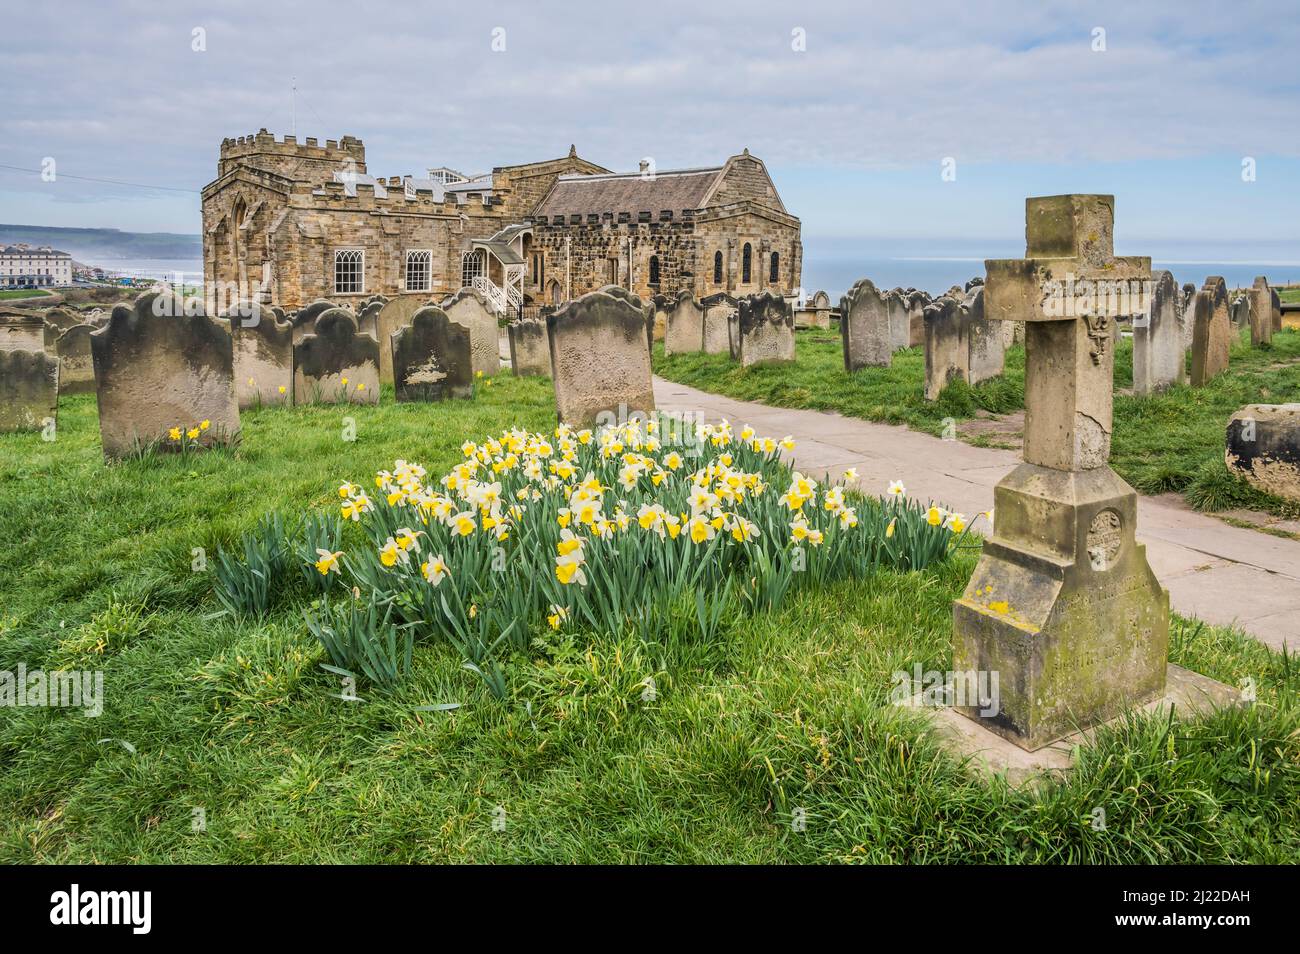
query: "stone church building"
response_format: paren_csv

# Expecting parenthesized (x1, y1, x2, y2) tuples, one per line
(201, 129, 801, 312)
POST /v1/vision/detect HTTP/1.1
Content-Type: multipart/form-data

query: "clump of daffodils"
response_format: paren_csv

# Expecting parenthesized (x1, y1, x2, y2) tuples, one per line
(322, 416, 969, 683)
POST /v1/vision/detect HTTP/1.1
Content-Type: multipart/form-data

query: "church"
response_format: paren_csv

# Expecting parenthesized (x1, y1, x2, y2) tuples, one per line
(201, 129, 802, 313)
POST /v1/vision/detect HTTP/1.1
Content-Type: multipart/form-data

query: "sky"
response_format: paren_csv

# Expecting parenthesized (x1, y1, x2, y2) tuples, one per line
(2, 0, 1298, 249)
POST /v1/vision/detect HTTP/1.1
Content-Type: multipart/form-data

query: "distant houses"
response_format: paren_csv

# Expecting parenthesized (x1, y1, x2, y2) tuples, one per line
(0, 244, 73, 289)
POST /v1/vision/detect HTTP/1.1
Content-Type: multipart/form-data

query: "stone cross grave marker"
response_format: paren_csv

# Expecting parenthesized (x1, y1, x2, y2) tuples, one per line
(391, 306, 474, 402)
(955, 194, 1169, 751)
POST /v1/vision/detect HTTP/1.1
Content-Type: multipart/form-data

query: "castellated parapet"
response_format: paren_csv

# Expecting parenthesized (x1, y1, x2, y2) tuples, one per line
(218, 128, 367, 182)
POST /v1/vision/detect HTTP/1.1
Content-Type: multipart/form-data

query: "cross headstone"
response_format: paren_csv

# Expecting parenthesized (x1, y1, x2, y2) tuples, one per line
(955, 194, 1168, 751)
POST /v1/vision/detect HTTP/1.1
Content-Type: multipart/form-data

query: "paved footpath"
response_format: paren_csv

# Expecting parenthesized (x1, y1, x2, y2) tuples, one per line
(654, 376, 1300, 652)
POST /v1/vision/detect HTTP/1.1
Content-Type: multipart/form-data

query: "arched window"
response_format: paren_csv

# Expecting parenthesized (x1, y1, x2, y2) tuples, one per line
(769, 251, 780, 283)
(713, 250, 723, 284)
(405, 250, 431, 292)
(741, 243, 752, 284)
(334, 249, 364, 294)
(461, 249, 486, 286)
(649, 255, 660, 286)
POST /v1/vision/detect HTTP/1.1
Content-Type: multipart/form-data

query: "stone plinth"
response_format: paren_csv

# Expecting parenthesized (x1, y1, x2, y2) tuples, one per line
(1226, 403, 1300, 502)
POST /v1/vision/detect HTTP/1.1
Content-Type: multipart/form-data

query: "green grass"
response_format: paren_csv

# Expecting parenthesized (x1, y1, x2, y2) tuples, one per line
(0, 288, 51, 300)
(0, 383, 1296, 863)
(655, 327, 1300, 518)
(1279, 288, 1300, 305)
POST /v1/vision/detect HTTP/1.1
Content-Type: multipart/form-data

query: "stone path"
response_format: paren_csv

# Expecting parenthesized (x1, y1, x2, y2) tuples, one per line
(654, 376, 1300, 652)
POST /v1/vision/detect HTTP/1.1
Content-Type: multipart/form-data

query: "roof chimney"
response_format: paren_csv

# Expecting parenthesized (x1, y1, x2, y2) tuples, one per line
(639, 160, 650, 173)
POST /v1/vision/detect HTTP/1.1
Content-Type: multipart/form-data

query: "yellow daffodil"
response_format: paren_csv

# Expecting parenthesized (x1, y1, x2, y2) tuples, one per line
(843, 468, 859, 483)
(421, 555, 449, 586)
(888, 480, 906, 496)
(200, 420, 210, 431)
(186, 427, 200, 440)
(547, 604, 568, 630)
(926, 506, 944, 527)
(168, 427, 182, 441)
(886, 519, 896, 539)
(314, 549, 343, 575)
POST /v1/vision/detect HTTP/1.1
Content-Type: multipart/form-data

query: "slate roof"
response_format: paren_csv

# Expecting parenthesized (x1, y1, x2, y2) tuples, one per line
(533, 167, 724, 218)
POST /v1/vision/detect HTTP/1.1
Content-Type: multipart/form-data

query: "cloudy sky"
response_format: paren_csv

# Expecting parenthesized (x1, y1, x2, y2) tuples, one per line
(2, 0, 1298, 247)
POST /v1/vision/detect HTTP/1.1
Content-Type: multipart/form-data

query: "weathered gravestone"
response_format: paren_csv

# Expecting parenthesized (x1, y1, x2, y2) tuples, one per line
(700, 293, 736, 355)
(1, 313, 48, 353)
(547, 288, 655, 426)
(391, 306, 473, 402)
(55, 324, 96, 395)
(648, 294, 672, 343)
(907, 291, 930, 347)
(840, 278, 891, 370)
(1226, 403, 1300, 503)
(954, 194, 1185, 752)
(375, 295, 428, 385)
(442, 287, 501, 378)
(794, 290, 832, 329)
(964, 286, 1005, 385)
(1180, 283, 1197, 349)
(1190, 276, 1232, 386)
(885, 289, 913, 354)
(42, 307, 82, 332)
(596, 285, 651, 357)
(922, 295, 967, 400)
(357, 300, 382, 341)
(664, 291, 705, 356)
(738, 292, 795, 368)
(293, 307, 380, 404)
(508, 318, 550, 376)
(291, 299, 336, 344)
(0, 348, 58, 433)
(1248, 277, 1274, 348)
(90, 291, 239, 458)
(1271, 287, 1283, 335)
(1132, 270, 1185, 395)
(727, 308, 741, 360)
(228, 301, 293, 408)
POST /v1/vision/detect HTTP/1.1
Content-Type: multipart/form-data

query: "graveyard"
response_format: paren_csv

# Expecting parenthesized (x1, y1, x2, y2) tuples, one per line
(1, 200, 1298, 862)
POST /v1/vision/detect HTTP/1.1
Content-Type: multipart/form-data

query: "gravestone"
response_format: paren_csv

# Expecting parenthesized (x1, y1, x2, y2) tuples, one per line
(291, 299, 335, 344)
(700, 293, 735, 355)
(375, 295, 427, 385)
(840, 278, 891, 371)
(1271, 288, 1283, 335)
(293, 307, 380, 404)
(885, 289, 912, 353)
(357, 300, 382, 340)
(442, 287, 501, 378)
(964, 287, 1005, 385)
(508, 318, 550, 376)
(907, 291, 930, 347)
(727, 308, 741, 359)
(794, 290, 832, 329)
(55, 324, 96, 395)
(738, 292, 795, 368)
(1180, 283, 1197, 348)
(596, 284, 651, 356)
(1190, 276, 1231, 386)
(664, 291, 705, 355)
(42, 307, 82, 332)
(956, 194, 1169, 751)
(0, 348, 58, 433)
(648, 294, 672, 343)
(90, 291, 239, 458)
(391, 306, 473, 402)
(1248, 277, 1274, 348)
(922, 295, 967, 400)
(1226, 403, 1300, 503)
(1, 313, 48, 353)
(547, 288, 655, 426)
(229, 302, 293, 408)
(1132, 270, 1185, 395)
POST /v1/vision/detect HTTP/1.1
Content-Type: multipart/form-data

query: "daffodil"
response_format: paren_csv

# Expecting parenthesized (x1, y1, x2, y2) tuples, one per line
(547, 604, 568, 630)
(926, 506, 944, 527)
(888, 480, 906, 497)
(886, 518, 896, 539)
(314, 549, 343, 575)
(200, 420, 210, 431)
(421, 555, 449, 586)
(946, 512, 967, 534)
(168, 427, 181, 441)
(449, 510, 477, 537)
(843, 468, 859, 483)
(186, 427, 200, 440)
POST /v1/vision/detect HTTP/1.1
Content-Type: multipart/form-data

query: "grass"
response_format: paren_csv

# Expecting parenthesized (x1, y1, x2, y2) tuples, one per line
(0, 382, 1296, 863)
(0, 288, 51, 300)
(1279, 288, 1300, 305)
(655, 326, 1300, 518)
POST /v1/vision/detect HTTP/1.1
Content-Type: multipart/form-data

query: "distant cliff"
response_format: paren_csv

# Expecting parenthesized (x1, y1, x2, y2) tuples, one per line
(0, 224, 201, 261)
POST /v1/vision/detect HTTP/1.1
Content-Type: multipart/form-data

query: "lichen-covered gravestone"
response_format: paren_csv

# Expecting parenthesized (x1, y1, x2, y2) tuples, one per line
(508, 318, 550, 376)
(1226, 403, 1300, 503)
(956, 194, 1173, 751)
(840, 278, 891, 371)
(1248, 277, 1274, 348)
(964, 287, 1005, 385)
(356, 300, 383, 341)
(1132, 270, 1185, 395)
(293, 307, 379, 404)
(229, 302, 293, 408)
(0, 347, 58, 433)
(906, 291, 930, 347)
(885, 289, 912, 354)
(391, 306, 473, 402)
(375, 295, 428, 385)
(90, 291, 240, 458)
(700, 293, 736, 355)
(442, 287, 501, 378)
(1190, 276, 1232, 386)
(922, 295, 967, 400)
(648, 294, 672, 343)
(547, 288, 655, 427)
(738, 292, 795, 368)
(55, 324, 96, 395)
(664, 291, 704, 356)
(1, 313, 48, 353)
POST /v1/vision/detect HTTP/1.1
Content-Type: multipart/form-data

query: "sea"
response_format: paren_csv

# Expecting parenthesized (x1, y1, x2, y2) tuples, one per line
(81, 238, 1300, 301)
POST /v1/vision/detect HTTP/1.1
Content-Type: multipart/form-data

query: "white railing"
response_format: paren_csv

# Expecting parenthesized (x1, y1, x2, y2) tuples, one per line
(472, 275, 508, 314)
